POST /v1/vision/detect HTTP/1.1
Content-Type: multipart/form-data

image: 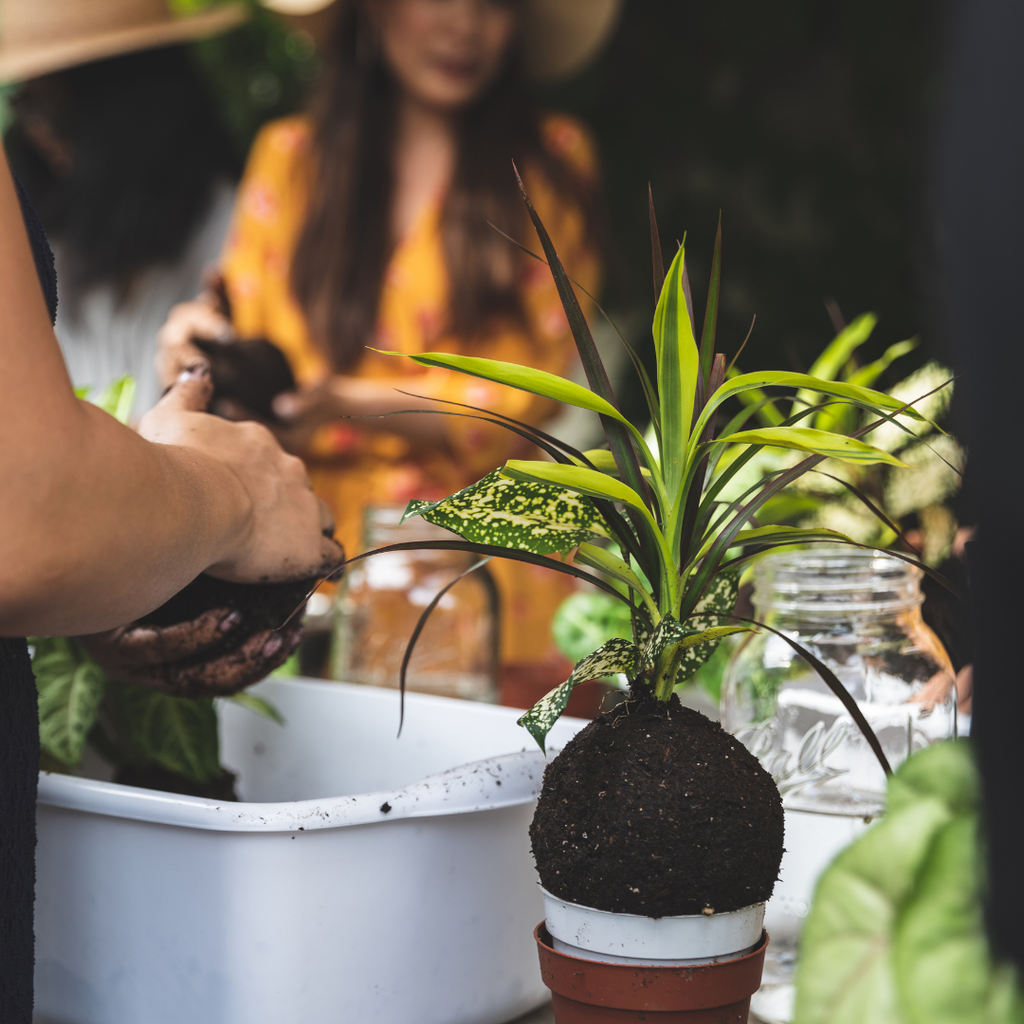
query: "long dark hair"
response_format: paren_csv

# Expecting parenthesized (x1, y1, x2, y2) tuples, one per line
(5, 45, 239, 302)
(291, 6, 598, 372)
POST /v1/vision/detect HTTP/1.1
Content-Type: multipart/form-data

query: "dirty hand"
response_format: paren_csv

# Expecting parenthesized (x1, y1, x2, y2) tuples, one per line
(139, 361, 345, 585)
(79, 607, 304, 698)
(156, 276, 235, 390)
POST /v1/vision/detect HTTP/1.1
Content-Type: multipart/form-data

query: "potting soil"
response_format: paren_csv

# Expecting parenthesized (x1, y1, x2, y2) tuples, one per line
(530, 694, 784, 917)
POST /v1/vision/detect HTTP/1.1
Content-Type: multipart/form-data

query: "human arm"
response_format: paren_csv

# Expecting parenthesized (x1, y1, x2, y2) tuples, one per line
(0, 150, 343, 637)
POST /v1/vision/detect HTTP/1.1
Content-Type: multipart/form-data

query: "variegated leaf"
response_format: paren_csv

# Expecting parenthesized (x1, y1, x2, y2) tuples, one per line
(642, 615, 692, 668)
(518, 637, 639, 751)
(642, 617, 752, 672)
(673, 570, 742, 683)
(402, 469, 609, 555)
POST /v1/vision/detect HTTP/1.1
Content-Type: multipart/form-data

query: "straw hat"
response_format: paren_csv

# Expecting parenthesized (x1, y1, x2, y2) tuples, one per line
(264, 0, 623, 82)
(0, 0, 248, 83)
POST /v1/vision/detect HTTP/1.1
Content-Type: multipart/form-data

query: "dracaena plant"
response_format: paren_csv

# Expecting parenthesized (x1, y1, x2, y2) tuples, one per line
(352, 187, 937, 763)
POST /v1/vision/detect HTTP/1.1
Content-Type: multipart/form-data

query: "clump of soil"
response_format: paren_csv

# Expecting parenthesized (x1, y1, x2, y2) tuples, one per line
(193, 337, 296, 423)
(138, 574, 315, 661)
(114, 763, 239, 801)
(530, 694, 784, 917)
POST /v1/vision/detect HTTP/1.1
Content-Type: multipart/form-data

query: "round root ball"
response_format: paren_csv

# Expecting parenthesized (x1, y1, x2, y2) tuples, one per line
(530, 694, 783, 917)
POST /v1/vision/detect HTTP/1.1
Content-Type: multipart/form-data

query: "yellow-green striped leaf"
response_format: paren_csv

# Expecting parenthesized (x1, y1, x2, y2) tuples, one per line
(709, 427, 908, 467)
(653, 243, 700, 495)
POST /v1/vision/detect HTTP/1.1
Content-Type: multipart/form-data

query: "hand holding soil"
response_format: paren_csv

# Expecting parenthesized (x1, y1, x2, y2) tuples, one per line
(79, 585, 305, 698)
(139, 364, 344, 585)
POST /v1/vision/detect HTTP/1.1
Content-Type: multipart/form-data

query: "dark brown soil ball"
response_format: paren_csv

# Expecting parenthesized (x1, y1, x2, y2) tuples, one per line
(530, 694, 783, 917)
(138, 573, 315, 659)
(193, 337, 296, 423)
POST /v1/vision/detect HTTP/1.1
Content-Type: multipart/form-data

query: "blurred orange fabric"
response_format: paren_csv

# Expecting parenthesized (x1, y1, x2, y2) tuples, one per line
(220, 114, 602, 664)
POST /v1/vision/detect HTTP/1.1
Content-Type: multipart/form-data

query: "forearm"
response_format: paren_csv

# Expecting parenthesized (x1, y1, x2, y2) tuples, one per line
(0, 401, 250, 636)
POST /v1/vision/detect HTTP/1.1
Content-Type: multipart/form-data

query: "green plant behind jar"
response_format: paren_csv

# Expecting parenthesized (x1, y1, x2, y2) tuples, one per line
(348, 187, 945, 756)
(720, 316, 962, 566)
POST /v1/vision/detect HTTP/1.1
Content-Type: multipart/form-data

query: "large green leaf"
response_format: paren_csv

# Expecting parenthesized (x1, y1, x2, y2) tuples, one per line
(31, 637, 106, 768)
(403, 469, 610, 555)
(575, 542, 653, 605)
(653, 242, 700, 496)
(794, 743, 1024, 1024)
(517, 638, 639, 751)
(111, 683, 222, 783)
(709, 427, 908, 467)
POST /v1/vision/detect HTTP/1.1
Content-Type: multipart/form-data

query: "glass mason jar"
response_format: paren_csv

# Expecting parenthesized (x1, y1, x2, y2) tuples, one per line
(722, 546, 956, 814)
(721, 547, 957, 1024)
(331, 506, 499, 702)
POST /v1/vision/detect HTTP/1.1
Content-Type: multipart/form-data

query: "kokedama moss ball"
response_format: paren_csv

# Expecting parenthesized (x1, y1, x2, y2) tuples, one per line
(530, 694, 784, 917)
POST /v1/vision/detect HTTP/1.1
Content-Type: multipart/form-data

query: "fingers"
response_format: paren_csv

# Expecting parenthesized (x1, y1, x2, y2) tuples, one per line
(271, 389, 306, 421)
(136, 624, 304, 698)
(110, 607, 242, 666)
(154, 363, 214, 415)
(318, 497, 336, 536)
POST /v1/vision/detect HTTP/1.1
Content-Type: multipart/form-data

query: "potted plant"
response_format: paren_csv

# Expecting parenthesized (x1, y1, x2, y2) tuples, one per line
(347, 184, 933, 1021)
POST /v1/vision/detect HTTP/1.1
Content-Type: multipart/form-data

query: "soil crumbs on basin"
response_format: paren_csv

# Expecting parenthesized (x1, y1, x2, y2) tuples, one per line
(530, 694, 784, 917)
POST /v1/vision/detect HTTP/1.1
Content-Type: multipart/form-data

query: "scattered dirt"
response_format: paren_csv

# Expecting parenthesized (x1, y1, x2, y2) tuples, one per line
(114, 764, 239, 801)
(530, 693, 784, 917)
(193, 337, 296, 423)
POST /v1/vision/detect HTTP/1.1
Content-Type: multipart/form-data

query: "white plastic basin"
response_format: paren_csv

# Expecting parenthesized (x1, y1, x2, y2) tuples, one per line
(34, 677, 585, 1024)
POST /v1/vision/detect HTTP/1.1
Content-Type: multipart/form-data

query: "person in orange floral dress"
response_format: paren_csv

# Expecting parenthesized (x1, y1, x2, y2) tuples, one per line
(157, 0, 620, 679)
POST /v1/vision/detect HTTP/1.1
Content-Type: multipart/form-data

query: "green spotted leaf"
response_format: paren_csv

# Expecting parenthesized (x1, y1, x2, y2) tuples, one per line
(31, 637, 107, 768)
(672, 570, 742, 683)
(642, 616, 751, 672)
(517, 637, 639, 751)
(402, 469, 610, 555)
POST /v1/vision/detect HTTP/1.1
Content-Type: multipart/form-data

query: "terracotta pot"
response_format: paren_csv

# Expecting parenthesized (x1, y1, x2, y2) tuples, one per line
(535, 923, 768, 1023)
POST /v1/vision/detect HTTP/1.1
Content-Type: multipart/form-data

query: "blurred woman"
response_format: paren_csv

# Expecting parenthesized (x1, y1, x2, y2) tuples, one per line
(1, 0, 246, 416)
(160, 0, 620, 675)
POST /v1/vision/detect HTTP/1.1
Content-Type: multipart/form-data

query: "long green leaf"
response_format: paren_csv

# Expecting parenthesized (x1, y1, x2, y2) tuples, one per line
(805, 313, 878, 384)
(694, 371, 928, 453)
(403, 469, 610, 555)
(653, 242, 701, 496)
(574, 542, 656, 614)
(708, 426, 909, 467)
(517, 637, 640, 751)
(401, 351, 654, 467)
(514, 166, 652, 516)
(846, 338, 918, 390)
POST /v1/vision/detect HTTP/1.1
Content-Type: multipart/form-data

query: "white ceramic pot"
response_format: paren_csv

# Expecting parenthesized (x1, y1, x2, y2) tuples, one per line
(542, 888, 765, 966)
(34, 678, 585, 1024)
